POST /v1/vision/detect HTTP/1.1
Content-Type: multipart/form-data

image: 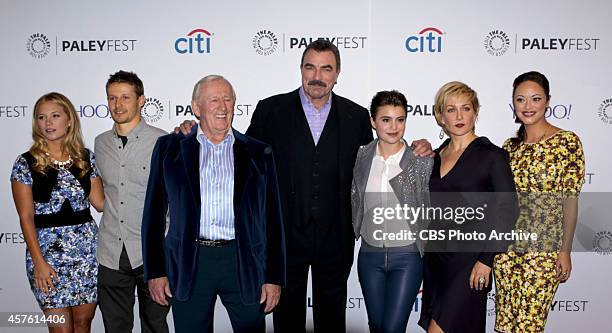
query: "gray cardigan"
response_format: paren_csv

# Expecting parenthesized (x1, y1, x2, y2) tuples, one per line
(351, 139, 433, 255)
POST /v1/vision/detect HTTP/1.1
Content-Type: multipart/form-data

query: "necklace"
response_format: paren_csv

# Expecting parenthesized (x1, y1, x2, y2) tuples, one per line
(526, 125, 550, 144)
(46, 153, 73, 170)
(535, 126, 549, 143)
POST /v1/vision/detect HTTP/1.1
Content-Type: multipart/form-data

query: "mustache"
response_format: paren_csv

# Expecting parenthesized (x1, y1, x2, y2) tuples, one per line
(307, 80, 327, 87)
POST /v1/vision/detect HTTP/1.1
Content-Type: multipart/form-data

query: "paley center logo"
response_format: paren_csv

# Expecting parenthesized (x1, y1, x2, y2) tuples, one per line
(26, 33, 51, 58)
(484, 30, 510, 56)
(598, 98, 612, 125)
(593, 230, 612, 255)
(405, 27, 444, 53)
(142, 97, 165, 123)
(175, 28, 212, 54)
(252, 30, 278, 56)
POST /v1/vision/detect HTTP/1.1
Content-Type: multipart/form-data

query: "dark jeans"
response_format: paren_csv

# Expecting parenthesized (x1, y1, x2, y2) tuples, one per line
(172, 242, 265, 333)
(357, 242, 423, 333)
(98, 246, 170, 333)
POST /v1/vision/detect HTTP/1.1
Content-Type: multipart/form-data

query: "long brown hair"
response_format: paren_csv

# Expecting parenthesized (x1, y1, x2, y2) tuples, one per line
(510, 71, 551, 147)
(30, 92, 89, 176)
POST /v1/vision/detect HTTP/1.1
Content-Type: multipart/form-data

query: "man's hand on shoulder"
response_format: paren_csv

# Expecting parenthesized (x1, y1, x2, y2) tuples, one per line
(411, 139, 434, 157)
(260, 283, 281, 313)
(173, 120, 197, 135)
(148, 276, 172, 306)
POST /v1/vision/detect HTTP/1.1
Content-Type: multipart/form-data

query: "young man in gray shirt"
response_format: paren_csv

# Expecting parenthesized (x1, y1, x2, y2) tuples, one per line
(95, 71, 169, 332)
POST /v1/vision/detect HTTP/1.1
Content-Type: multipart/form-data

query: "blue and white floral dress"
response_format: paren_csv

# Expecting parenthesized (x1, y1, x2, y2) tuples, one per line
(10, 150, 99, 309)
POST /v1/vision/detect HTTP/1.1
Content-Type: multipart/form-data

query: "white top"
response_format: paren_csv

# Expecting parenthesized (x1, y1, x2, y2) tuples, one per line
(362, 142, 415, 247)
(365, 143, 405, 193)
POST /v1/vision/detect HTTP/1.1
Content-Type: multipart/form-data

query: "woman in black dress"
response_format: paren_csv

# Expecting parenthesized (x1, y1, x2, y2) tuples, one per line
(418, 81, 516, 332)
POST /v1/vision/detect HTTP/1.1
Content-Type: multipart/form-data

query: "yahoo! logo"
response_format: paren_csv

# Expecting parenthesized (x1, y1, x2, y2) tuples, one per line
(509, 103, 573, 120)
(77, 104, 111, 118)
(175, 29, 212, 54)
(406, 27, 444, 53)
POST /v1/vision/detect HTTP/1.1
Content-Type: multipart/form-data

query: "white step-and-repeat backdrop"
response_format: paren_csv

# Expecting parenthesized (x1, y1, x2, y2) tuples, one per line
(1, 1, 610, 332)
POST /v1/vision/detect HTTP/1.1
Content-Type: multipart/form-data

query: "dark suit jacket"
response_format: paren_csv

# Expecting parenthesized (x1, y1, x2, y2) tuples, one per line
(246, 88, 373, 263)
(142, 128, 286, 304)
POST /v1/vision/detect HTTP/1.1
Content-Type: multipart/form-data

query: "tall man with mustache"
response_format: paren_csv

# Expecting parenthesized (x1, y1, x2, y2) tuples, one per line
(246, 39, 370, 333)
(246, 40, 432, 332)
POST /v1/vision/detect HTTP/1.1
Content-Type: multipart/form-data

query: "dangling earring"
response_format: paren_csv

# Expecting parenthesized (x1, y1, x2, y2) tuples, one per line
(439, 128, 445, 139)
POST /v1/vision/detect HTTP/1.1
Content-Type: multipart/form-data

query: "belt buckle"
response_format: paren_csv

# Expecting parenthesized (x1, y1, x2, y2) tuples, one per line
(197, 239, 233, 247)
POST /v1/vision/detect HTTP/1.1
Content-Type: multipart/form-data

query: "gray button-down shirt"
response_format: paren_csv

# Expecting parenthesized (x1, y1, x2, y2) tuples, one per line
(95, 120, 167, 269)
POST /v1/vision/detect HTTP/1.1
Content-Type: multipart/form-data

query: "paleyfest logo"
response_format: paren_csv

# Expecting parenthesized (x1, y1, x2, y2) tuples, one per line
(26, 33, 51, 59)
(142, 97, 164, 123)
(482, 29, 600, 55)
(598, 98, 612, 125)
(252, 30, 278, 56)
(593, 230, 612, 255)
(484, 30, 510, 56)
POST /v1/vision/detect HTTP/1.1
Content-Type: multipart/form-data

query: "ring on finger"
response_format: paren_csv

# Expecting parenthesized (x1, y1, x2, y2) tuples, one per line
(478, 277, 485, 284)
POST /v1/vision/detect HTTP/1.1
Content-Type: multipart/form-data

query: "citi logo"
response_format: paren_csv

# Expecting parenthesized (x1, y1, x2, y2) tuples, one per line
(405, 27, 444, 53)
(175, 29, 212, 54)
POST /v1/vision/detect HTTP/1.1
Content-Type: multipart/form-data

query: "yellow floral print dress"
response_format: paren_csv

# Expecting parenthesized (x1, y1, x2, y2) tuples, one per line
(493, 130, 585, 332)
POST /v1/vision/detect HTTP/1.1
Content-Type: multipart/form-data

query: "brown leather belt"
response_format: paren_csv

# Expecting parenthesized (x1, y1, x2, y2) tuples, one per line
(196, 239, 235, 247)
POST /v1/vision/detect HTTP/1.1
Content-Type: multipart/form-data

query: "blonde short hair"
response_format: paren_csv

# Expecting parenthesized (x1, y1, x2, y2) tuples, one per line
(433, 81, 480, 134)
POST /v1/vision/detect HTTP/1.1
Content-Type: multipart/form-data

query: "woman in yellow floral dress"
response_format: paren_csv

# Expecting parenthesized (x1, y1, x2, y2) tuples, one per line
(493, 71, 585, 332)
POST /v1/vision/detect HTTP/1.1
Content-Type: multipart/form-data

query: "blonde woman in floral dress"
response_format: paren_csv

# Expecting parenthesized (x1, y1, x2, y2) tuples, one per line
(11, 92, 104, 333)
(493, 71, 585, 332)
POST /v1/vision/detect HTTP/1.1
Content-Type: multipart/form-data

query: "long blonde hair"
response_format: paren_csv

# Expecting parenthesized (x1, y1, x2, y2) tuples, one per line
(30, 92, 89, 176)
